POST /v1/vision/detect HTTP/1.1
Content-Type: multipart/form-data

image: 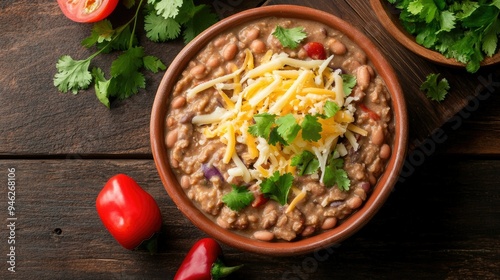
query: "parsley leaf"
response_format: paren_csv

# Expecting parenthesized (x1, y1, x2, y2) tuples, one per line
(272, 26, 307, 49)
(323, 158, 350, 191)
(420, 73, 450, 102)
(222, 185, 254, 211)
(291, 150, 320, 176)
(260, 172, 294, 205)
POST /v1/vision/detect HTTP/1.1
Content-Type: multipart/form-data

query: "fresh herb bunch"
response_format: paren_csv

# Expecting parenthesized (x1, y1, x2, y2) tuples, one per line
(387, 0, 500, 73)
(54, 0, 218, 107)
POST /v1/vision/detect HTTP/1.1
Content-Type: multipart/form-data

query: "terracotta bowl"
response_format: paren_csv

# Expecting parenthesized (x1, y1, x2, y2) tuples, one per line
(150, 5, 408, 256)
(370, 0, 500, 67)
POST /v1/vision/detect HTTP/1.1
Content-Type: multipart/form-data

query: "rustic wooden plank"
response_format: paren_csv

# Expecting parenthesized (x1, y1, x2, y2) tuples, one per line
(0, 158, 498, 279)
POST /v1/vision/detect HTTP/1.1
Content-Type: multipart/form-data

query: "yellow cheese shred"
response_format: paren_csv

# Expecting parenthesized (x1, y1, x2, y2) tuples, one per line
(286, 187, 307, 213)
(223, 124, 236, 164)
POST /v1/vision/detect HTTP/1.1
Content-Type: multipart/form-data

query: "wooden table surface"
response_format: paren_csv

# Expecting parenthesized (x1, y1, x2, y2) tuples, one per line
(1, 0, 499, 279)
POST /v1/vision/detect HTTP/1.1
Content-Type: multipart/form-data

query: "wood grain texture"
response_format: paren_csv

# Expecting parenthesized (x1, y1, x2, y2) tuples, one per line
(1, 0, 499, 279)
(0, 158, 498, 279)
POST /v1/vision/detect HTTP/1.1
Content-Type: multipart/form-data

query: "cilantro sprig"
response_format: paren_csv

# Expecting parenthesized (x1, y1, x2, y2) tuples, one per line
(388, 0, 500, 73)
(260, 171, 294, 205)
(291, 150, 320, 176)
(248, 112, 322, 146)
(323, 158, 350, 191)
(54, 0, 218, 107)
(420, 73, 450, 102)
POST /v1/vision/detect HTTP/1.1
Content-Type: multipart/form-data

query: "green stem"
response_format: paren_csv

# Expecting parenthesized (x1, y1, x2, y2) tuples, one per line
(129, 0, 144, 49)
(211, 259, 243, 280)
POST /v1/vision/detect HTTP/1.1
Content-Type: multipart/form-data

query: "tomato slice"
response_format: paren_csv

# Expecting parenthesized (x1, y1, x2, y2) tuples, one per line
(57, 0, 119, 23)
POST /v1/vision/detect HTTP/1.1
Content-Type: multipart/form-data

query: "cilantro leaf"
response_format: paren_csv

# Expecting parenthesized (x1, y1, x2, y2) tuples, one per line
(323, 158, 350, 191)
(248, 113, 276, 139)
(108, 47, 146, 99)
(145, 12, 181, 42)
(438, 10, 456, 33)
(154, 0, 183, 19)
(272, 26, 307, 49)
(110, 46, 144, 77)
(54, 55, 92, 94)
(143, 55, 167, 73)
(91, 67, 111, 108)
(301, 115, 322, 142)
(482, 19, 500, 57)
(324, 100, 340, 118)
(81, 20, 115, 47)
(291, 150, 320, 176)
(268, 128, 287, 146)
(341, 74, 357, 96)
(420, 73, 450, 102)
(276, 114, 301, 144)
(222, 185, 254, 211)
(260, 172, 294, 205)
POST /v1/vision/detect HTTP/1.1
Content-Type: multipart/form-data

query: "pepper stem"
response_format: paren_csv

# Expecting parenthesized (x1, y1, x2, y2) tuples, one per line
(137, 233, 159, 255)
(211, 259, 243, 280)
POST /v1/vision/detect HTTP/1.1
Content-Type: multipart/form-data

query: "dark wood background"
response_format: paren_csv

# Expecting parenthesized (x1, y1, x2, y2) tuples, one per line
(0, 0, 498, 279)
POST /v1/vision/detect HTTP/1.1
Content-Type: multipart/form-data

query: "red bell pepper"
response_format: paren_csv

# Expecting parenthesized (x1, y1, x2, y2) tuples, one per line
(174, 238, 243, 280)
(96, 174, 162, 253)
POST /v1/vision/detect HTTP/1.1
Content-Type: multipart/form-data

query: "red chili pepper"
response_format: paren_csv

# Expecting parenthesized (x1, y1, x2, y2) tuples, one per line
(96, 174, 162, 253)
(359, 104, 381, 121)
(174, 238, 243, 280)
(303, 42, 327, 60)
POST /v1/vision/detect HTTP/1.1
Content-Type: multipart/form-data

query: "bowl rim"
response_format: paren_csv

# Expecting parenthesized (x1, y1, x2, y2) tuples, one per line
(369, 0, 500, 67)
(151, 4, 408, 256)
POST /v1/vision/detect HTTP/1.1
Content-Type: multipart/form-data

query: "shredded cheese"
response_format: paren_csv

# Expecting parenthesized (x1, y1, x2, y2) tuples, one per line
(186, 50, 361, 184)
(286, 187, 307, 213)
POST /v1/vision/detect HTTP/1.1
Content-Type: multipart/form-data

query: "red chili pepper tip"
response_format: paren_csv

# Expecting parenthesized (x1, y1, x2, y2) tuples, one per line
(174, 238, 243, 280)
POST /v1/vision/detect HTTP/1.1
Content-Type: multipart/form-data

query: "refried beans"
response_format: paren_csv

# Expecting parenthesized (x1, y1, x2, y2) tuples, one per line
(165, 17, 394, 242)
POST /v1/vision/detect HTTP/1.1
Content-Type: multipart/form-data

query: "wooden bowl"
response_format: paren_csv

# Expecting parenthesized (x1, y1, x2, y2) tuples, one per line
(150, 5, 408, 256)
(370, 0, 500, 67)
